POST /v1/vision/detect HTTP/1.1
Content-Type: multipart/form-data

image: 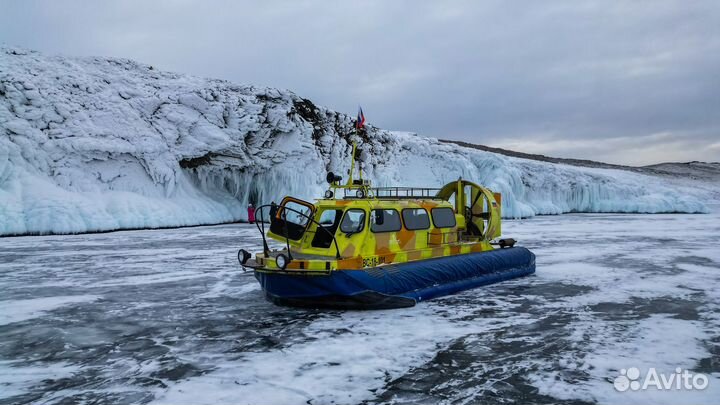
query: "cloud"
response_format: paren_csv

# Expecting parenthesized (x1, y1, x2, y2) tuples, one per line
(1, 0, 718, 165)
(492, 131, 719, 166)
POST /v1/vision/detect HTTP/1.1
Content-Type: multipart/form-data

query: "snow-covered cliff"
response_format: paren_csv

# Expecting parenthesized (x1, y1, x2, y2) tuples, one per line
(0, 48, 708, 236)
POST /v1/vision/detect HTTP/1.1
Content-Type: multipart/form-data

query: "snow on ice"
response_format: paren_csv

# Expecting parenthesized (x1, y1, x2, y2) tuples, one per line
(0, 295, 99, 326)
(0, 47, 711, 236)
(1, 212, 719, 404)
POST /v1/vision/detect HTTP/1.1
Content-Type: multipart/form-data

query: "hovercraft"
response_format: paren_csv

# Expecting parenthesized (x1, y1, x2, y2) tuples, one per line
(238, 144, 535, 309)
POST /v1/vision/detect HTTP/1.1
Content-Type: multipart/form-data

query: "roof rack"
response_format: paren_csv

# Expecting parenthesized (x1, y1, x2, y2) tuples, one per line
(341, 186, 443, 200)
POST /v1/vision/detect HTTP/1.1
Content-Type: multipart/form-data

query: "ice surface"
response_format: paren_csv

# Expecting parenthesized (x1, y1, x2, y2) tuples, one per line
(528, 315, 720, 405)
(0, 295, 99, 326)
(1, 210, 719, 404)
(0, 47, 712, 236)
(0, 361, 81, 399)
(153, 301, 535, 405)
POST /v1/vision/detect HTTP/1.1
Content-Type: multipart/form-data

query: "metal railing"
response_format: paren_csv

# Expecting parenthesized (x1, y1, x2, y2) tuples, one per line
(355, 186, 444, 200)
(253, 204, 342, 260)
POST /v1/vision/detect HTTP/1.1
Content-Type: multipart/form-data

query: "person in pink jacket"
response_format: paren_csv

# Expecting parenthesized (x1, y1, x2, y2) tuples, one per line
(247, 203, 256, 224)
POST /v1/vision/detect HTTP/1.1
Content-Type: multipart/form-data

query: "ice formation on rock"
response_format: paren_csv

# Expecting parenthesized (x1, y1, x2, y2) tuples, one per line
(0, 48, 708, 235)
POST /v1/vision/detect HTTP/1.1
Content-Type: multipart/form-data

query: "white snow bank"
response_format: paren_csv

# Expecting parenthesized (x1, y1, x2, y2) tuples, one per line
(0, 47, 709, 236)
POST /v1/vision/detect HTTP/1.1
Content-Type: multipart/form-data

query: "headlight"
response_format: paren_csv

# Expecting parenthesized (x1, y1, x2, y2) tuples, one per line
(237, 249, 251, 265)
(324, 189, 334, 199)
(356, 189, 365, 199)
(275, 253, 289, 270)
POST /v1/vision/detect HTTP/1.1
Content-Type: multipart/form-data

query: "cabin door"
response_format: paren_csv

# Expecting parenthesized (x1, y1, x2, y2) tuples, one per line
(335, 209, 367, 257)
(269, 197, 315, 242)
(311, 209, 343, 248)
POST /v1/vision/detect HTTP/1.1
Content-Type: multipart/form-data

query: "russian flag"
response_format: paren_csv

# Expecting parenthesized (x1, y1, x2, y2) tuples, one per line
(356, 106, 366, 129)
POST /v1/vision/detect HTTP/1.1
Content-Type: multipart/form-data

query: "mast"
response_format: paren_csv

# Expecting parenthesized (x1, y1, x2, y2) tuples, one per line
(347, 142, 356, 186)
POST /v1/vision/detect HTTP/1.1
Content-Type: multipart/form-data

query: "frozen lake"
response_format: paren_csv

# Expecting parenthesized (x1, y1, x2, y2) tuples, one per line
(1, 211, 719, 405)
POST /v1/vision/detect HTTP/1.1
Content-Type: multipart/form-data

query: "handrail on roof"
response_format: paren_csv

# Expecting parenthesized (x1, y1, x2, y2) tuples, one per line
(341, 186, 444, 200)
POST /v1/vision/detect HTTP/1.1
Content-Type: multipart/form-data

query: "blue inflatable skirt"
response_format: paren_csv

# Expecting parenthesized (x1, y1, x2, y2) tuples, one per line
(255, 247, 536, 309)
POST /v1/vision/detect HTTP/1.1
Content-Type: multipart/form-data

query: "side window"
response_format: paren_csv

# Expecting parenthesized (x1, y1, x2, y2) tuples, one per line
(431, 207, 456, 228)
(402, 208, 430, 230)
(340, 209, 366, 234)
(318, 209, 341, 226)
(370, 209, 402, 233)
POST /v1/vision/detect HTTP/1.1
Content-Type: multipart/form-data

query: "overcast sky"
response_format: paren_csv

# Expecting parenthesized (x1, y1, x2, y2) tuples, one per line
(1, 0, 718, 165)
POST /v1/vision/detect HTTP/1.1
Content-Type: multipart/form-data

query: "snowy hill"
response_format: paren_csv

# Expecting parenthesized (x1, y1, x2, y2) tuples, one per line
(0, 47, 710, 236)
